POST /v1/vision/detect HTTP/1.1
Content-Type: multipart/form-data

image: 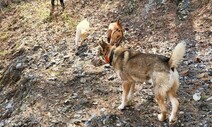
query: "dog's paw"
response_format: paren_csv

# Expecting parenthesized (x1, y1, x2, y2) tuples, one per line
(158, 114, 166, 121)
(118, 104, 125, 110)
(169, 117, 177, 124)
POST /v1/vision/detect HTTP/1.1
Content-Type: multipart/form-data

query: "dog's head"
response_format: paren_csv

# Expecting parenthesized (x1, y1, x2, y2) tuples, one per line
(98, 40, 114, 64)
(107, 19, 124, 47)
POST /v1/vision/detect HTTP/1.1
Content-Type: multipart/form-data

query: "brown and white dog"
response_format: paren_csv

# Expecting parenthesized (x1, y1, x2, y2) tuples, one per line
(99, 41, 186, 124)
(107, 19, 124, 47)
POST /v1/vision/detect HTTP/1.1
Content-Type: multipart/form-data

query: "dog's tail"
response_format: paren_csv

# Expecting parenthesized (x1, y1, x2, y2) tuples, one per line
(169, 41, 186, 69)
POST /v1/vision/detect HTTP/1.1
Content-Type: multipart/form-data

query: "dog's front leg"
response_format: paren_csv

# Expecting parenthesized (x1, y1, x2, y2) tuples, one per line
(118, 81, 131, 110)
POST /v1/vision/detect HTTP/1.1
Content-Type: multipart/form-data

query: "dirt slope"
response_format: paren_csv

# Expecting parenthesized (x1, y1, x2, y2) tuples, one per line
(0, 0, 211, 127)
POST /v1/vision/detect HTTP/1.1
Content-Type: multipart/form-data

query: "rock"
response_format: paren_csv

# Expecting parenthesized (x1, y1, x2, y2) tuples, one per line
(100, 108, 107, 115)
(195, 57, 202, 63)
(181, 69, 189, 76)
(197, 73, 208, 79)
(15, 63, 23, 69)
(48, 77, 57, 81)
(204, 124, 208, 127)
(80, 78, 86, 83)
(202, 84, 209, 89)
(193, 92, 201, 101)
(63, 55, 69, 60)
(0, 64, 4, 70)
(52, 52, 58, 57)
(0, 121, 4, 127)
(206, 96, 212, 101)
(176, 0, 190, 20)
(108, 75, 116, 80)
(73, 113, 81, 119)
(67, 123, 77, 127)
(6, 100, 13, 110)
(33, 44, 42, 51)
(43, 54, 49, 62)
(0, 56, 27, 88)
(64, 99, 71, 105)
(179, 111, 184, 114)
(46, 61, 56, 69)
(71, 93, 78, 99)
(75, 44, 88, 57)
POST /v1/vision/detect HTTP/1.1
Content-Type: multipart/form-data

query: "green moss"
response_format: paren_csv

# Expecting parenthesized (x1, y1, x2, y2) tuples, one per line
(202, 95, 209, 100)
(19, 1, 50, 22)
(62, 12, 77, 30)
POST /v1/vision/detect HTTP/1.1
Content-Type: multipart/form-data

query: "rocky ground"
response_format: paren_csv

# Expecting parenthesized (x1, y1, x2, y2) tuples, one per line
(0, 0, 211, 127)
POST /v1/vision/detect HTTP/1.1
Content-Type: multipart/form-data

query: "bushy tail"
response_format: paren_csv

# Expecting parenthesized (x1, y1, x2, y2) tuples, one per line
(169, 41, 186, 68)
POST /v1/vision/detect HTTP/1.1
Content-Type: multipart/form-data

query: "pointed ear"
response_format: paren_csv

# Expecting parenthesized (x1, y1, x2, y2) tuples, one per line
(99, 40, 108, 49)
(116, 19, 123, 29)
(107, 29, 112, 43)
(116, 19, 120, 24)
(116, 19, 121, 25)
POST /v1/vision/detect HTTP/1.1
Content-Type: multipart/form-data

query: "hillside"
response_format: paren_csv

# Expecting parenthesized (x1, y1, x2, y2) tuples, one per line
(0, 0, 211, 126)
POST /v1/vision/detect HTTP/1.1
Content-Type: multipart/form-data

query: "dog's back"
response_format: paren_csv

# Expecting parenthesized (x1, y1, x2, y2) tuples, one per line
(112, 42, 186, 80)
(112, 48, 170, 82)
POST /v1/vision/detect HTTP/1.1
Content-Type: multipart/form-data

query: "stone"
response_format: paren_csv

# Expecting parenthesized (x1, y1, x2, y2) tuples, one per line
(193, 92, 201, 101)
(0, 122, 4, 127)
(197, 73, 208, 79)
(80, 78, 86, 83)
(33, 44, 42, 51)
(206, 96, 212, 101)
(181, 70, 189, 76)
(15, 63, 23, 69)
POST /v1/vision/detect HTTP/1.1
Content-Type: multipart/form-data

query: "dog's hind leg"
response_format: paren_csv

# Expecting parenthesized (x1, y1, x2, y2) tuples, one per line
(154, 86, 167, 121)
(168, 80, 179, 124)
(118, 81, 131, 110)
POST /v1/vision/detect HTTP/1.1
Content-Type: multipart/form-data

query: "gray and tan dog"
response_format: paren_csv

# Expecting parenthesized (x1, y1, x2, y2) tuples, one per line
(99, 41, 186, 124)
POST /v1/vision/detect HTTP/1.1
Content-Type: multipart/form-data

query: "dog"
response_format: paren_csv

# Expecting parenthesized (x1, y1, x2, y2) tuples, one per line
(75, 19, 90, 48)
(107, 19, 124, 47)
(50, 0, 65, 16)
(99, 41, 186, 124)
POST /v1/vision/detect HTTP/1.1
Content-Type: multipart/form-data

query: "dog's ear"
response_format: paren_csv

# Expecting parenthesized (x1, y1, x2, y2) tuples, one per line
(107, 29, 112, 43)
(117, 19, 120, 24)
(116, 19, 123, 31)
(116, 19, 122, 28)
(99, 40, 108, 49)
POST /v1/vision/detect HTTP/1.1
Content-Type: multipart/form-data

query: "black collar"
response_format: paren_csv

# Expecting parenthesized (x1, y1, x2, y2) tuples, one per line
(109, 49, 115, 66)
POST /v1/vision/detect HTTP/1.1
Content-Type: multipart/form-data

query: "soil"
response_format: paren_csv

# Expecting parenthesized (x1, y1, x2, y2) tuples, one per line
(0, 0, 211, 127)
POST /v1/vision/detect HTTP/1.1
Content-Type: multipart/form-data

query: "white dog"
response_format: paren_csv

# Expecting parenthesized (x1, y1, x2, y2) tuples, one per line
(75, 19, 90, 47)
